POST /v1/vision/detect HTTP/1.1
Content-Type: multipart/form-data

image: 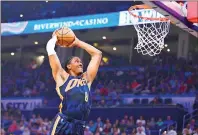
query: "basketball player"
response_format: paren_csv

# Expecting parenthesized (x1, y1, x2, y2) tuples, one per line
(46, 31, 102, 135)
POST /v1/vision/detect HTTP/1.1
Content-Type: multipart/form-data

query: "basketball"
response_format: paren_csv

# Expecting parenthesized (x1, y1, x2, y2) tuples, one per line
(54, 27, 76, 47)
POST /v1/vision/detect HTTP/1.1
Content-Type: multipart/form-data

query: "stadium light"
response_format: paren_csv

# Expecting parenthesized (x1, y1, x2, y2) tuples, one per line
(46, 1, 48, 2)
(167, 49, 170, 52)
(11, 52, 15, 56)
(34, 41, 38, 45)
(102, 36, 106, 39)
(20, 14, 23, 18)
(113, 47, 117, 51)
(165, 44, 168, 47)
(93, 43, 98, 47)
(102, 57, 108, 63)
(40, 56, 45, 59)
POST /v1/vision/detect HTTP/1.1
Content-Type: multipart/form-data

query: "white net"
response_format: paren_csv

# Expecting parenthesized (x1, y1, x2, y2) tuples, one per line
(129, 7, 170, 56)
(134, 21, 170, 56)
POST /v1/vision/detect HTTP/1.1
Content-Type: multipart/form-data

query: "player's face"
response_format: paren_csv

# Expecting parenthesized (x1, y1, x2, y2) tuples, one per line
(68, 57, 83, 75)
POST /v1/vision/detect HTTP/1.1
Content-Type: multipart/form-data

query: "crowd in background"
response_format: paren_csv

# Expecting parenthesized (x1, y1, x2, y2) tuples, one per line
(1, 106, 198, 135)
(2, 55, 198, 98)
(0, 107, 179, 135)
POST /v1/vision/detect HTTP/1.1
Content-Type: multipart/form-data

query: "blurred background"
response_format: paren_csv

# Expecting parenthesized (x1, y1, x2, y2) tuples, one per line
(1, 1, 198, 135)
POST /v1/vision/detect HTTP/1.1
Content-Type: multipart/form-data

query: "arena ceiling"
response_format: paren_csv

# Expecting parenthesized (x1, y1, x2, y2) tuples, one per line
(1, 1, 142, 23)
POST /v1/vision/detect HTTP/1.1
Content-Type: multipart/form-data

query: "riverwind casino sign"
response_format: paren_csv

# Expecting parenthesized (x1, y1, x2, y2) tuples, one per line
(1, 9, 165, 36)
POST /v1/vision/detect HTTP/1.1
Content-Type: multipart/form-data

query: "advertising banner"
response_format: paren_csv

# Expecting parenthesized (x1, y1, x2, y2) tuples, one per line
(1, 98, 43, 111)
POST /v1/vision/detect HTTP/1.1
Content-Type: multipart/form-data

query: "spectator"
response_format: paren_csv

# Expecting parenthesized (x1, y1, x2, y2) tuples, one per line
(19, 121, 25, 131)
(1, 128, 6, 135)
(32, 85, 38, 96)
(106, 96, 114, 106)
(147, 117, 156, 128)
(8, 120, 18, 133)
(163, 116, 174, 126)
(150, 86, 157, 94)
(23, 87, 32, 97)
(84, 126, 93, 135)
(193, 127, 198, 135)
(124, 115, 129, 124)
(156, 118, 164, 127)
(94, 117, 103, 130)
(98, 99, 107, 108)
(30, 124, 38, 135)
(115, 80, 124, 94)
(103, 118, 112, 134)
(30, 114, 37, 124)
(131, 80, 140, 89)
(130, 128, 136, 135)
(177, 82, 187, 94)
(150, 97, 162, 104)
(22, 127, 30, 135)
(136, 116, 146, 126)
(141, 86, 150, 94)
(136, 127, 146, 135)
(136, 122, 145, 133)
(111, 125, 120, 135)
(132, 80, 142, 93)
(36, 114, 43, 124)
(167, 126, 177, 135)
(43, 118, 50, 127)
(37, 123, 47, 134)
(125, 81, 131, 93)
(145, 126, 151, 135)
(127, 116, 135, 128)
(182, 124, 193, 135)
(114, 119, 120, 128)
(88, 120, 96, 133)
(120, 119, 127, 133)
(100, 87, 108, 96)
(107, 80, 115, 90)
(189, 119, 196, 131)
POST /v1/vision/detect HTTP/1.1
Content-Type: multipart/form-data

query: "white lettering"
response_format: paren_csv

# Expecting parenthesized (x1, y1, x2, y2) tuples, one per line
(45, 23, 49, 29)
(84, 20, 90, 25)
(119, 9, 165, 26)
(34, 24, 40, 30)
(49, 23, 57, 29)
(80, 20, 84, 26)
(102, 18, 108, 24)
(33, 17, 109, 31)
(54, 23, 60, 28)
(1, 99, 42, 111)
(40, 24, 46, 29)
(62, 22, 67, 27)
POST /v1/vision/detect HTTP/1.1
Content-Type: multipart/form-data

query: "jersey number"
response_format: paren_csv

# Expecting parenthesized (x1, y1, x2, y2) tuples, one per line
(85, 92, 88, 102)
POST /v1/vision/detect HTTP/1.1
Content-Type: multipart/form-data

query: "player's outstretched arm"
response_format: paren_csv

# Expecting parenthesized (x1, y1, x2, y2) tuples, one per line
(46, 36, 68, 85)
(75, 38, 102, 84)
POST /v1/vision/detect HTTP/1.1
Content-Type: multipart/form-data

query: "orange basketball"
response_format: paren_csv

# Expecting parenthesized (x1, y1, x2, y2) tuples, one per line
(54, 27, 75, 47)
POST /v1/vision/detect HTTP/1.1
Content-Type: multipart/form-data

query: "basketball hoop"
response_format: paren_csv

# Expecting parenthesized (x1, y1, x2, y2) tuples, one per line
(128, 5, 170, 56)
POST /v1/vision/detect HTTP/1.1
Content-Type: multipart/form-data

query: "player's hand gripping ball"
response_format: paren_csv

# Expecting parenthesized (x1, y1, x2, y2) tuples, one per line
(53, 27, 76, 47)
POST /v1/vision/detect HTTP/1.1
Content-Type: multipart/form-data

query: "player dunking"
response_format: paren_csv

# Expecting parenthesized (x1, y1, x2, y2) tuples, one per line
(46, 30, 102, 135)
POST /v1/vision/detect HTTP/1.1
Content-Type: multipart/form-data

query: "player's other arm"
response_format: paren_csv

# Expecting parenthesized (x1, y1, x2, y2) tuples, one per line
(75, 39, 102, 84)
(46, 36, 68, 85)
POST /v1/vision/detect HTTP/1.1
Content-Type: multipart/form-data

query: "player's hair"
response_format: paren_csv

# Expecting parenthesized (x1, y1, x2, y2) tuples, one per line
(64, 56, 75, 72)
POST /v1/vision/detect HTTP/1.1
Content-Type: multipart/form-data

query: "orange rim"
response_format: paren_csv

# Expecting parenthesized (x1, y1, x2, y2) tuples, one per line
(128, 4, 170, 22)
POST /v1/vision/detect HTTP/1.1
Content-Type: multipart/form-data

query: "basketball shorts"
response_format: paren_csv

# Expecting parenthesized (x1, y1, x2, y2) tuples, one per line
(49, 113, 86, 135)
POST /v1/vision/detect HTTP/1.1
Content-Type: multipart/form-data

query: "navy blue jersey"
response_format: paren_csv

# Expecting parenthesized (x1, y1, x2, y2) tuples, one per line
(56, 75, 91, 121)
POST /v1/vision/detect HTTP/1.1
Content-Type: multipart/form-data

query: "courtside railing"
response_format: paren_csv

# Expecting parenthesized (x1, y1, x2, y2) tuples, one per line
(159, 121, 177, 135)
(183, 109, 198, 129)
